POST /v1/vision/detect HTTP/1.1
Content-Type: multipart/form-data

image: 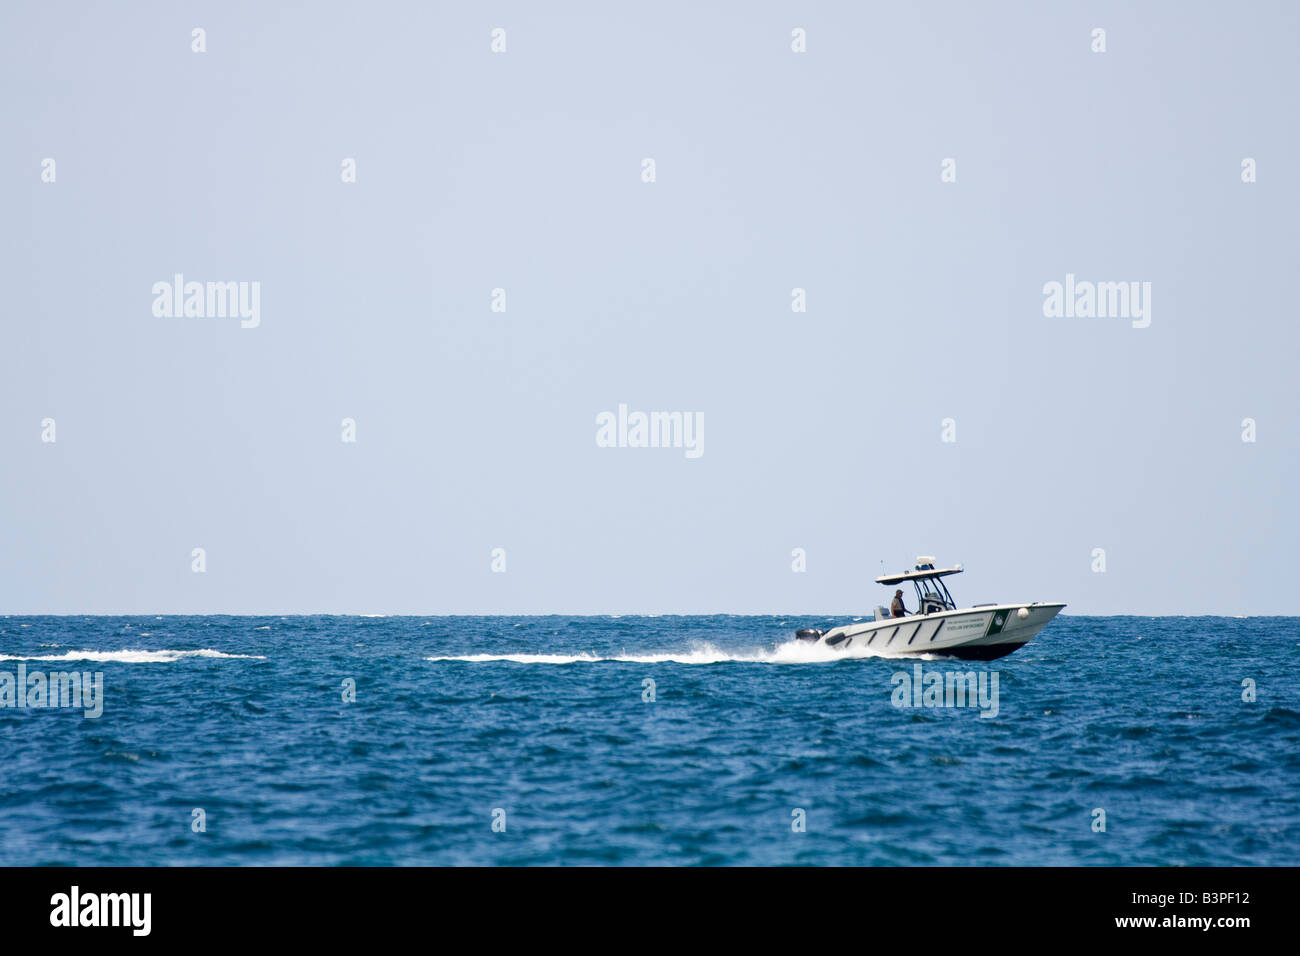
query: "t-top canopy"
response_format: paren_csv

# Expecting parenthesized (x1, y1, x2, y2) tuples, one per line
(875, 560, 963, 586)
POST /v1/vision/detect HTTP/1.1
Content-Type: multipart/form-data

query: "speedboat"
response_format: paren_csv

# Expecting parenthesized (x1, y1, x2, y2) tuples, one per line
(794, 557, 1064, 660)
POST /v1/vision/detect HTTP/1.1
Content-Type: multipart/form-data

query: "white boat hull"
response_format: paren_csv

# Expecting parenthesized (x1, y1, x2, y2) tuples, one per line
(806, 603, 1065, 660)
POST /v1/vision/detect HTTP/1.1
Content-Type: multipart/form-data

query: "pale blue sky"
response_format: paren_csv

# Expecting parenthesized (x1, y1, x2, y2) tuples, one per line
(2, 1, 1296, 615)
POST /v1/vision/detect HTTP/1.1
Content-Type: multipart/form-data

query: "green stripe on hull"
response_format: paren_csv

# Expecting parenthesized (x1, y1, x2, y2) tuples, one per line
(985, 609, 1010, 637)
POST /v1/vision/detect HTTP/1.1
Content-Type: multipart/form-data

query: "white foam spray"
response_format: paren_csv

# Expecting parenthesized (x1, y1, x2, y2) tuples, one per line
(0, 649, 265, 663)
(426, 638, 939, 665)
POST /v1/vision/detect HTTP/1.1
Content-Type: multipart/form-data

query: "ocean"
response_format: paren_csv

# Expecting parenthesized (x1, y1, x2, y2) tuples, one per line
(1, 614, 1296, 866)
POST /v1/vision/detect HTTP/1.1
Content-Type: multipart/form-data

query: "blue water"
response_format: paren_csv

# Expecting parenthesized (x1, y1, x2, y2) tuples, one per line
(1, 615, 1297, 866)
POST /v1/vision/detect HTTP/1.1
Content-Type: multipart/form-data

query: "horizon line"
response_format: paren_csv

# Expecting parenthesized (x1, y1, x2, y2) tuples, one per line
(1, 610, 1288, 619)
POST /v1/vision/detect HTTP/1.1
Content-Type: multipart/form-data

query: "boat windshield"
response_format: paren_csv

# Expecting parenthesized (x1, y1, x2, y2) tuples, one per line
(911, 575, 956, 612)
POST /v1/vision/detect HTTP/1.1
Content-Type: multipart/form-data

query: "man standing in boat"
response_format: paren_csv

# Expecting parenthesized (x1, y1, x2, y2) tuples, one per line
(890, 589, 909, 618)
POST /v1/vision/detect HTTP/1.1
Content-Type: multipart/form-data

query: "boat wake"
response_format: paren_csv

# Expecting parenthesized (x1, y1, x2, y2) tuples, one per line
(426, 639, 934, 665)
(0, 649, 266, 663)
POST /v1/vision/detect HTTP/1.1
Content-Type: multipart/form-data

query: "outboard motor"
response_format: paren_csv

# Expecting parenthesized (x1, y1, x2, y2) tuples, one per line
(795, 628, 823, 642)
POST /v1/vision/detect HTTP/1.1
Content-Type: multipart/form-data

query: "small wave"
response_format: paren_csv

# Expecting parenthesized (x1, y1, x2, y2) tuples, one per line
(426, 639, 925, 665)
(429, 651, 604, 664)
(0, 649, 266, 663)
(1262, 706, 1300, 727)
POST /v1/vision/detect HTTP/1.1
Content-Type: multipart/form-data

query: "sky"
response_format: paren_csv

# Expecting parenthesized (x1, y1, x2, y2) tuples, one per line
(1, 1, 1296, 615)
